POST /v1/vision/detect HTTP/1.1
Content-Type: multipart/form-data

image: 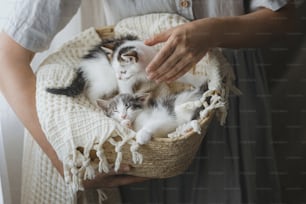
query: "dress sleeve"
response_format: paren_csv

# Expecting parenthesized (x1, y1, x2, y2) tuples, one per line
(250, 0, 289, 11)
(2, 0, 81, 52)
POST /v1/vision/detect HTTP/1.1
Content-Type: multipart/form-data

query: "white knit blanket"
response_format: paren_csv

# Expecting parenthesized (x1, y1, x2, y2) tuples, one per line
(35, 13, 238, 203)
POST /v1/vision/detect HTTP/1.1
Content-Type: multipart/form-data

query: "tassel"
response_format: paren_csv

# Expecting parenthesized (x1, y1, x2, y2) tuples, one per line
(114, 144, 123, 172)
(97, 189, 108, 204)
(71, 167, 80, 192)
(83, 159, 95, 180)
(129, 141, 143, 164)
(96, 148, 110, 173)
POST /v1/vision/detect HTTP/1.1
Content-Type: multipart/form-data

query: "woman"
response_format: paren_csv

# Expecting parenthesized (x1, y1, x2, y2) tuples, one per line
(0, 0, 295, 203)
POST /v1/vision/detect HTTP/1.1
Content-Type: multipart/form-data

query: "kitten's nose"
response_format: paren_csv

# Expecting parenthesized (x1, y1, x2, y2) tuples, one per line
(120, 70, 127, 74)
(121, 114, 127, 119)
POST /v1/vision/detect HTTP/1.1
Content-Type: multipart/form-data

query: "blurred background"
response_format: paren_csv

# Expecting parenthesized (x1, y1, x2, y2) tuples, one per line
(263, 1, 306, 202)
(0, 1, 305, 203)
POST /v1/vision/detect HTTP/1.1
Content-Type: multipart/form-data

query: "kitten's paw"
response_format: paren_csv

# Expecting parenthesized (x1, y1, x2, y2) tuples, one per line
(136, 129, 152, 145)
(121, 119, 132, 129)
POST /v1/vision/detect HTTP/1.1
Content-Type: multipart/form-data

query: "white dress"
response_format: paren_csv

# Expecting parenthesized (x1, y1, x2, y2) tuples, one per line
(3, 0, 289, 203)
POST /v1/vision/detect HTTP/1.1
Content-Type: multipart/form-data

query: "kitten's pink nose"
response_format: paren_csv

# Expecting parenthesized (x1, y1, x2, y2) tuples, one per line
(121, 114, 127, 119)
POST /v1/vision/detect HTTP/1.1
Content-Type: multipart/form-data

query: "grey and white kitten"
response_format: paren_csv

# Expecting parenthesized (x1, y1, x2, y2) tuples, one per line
(97, 84, 207, 144)
(110, 37, 158, 94)
(46, 39, 118, 103)
(46, 35, 144, 103)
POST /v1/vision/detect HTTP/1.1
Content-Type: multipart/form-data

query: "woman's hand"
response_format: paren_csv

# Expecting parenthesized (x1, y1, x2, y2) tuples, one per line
(145, 3, 295, 83)
(145, 19, 215, 83)
(83, 164, 149, 189)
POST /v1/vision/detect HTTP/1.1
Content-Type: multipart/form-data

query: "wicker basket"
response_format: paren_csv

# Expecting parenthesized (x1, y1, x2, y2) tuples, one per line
(74, 27, 215, 179)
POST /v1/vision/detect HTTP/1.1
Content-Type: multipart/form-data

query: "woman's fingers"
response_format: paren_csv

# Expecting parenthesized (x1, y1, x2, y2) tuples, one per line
(144, 29, 172, 46)
(148, 47, 181, 80)
(146, 38, 176, 77)
(105, 175, 149, 187)
(84, 175, 149, 189)
(83, 164, 149, 189)
(158, 56, 194, 82)
(151, 49, 205, 82)
(83, 174, 149, 189)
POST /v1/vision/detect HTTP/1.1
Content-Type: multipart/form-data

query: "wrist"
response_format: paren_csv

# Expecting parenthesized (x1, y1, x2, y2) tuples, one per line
(199, 17, 240, 48)
(191, 17, 230, 48)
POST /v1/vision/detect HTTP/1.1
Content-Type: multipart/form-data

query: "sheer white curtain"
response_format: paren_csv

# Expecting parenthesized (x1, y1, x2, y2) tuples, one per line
(0, 1, 106, 203)
(0, 1, 21, 204)
(0, 112, 12, 204)
(0, 96, 21, 204)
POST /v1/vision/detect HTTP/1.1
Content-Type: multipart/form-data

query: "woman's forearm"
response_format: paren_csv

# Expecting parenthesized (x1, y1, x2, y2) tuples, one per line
(0, 32, 63, 175)
(202, 3, 296, 48)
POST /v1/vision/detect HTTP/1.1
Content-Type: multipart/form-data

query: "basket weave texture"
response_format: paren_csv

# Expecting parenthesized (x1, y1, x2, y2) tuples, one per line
(36, 13, 234, 192)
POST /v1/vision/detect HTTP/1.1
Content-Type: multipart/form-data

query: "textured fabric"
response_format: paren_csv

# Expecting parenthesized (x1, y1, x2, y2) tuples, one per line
(21, 131, 74, 204)
(3, 0, 81, 52)
(3, 0, 290, 52)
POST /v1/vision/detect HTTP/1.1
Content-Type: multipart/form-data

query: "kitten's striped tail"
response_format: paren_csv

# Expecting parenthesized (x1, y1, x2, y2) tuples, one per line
(46, 69, 86, 97)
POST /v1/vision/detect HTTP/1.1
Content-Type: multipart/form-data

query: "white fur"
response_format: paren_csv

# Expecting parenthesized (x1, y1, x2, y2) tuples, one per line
(174, 90, 202, 124)
(111, 41, 157, 93)
(80, 53, 118, 103)
(112, 40, 212, 93)
(134, 106, 177, 144)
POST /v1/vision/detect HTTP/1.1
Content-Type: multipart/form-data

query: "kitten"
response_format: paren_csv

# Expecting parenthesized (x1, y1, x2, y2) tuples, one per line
(109, 37, 158, 94)
(46, 40, 118, 103)
(110, 36, 206, 93)
(97, 84, 207, 144)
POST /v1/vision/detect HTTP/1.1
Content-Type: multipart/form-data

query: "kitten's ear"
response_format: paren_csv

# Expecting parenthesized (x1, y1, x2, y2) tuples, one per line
(135, 93, 151, 104)
(100, 44, 114, 60)
(122, 50, 138, 63)
(96, 99, 109, 110)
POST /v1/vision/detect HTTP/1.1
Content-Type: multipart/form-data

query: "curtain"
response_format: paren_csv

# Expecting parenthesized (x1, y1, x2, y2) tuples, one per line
(0, 113, 11, 204)
(0, 127, 7, 204)
(0, 95, 14, 204)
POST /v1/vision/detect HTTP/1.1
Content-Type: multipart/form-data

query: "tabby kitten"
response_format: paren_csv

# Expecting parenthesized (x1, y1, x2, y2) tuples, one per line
(97, 84, 207, 144)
